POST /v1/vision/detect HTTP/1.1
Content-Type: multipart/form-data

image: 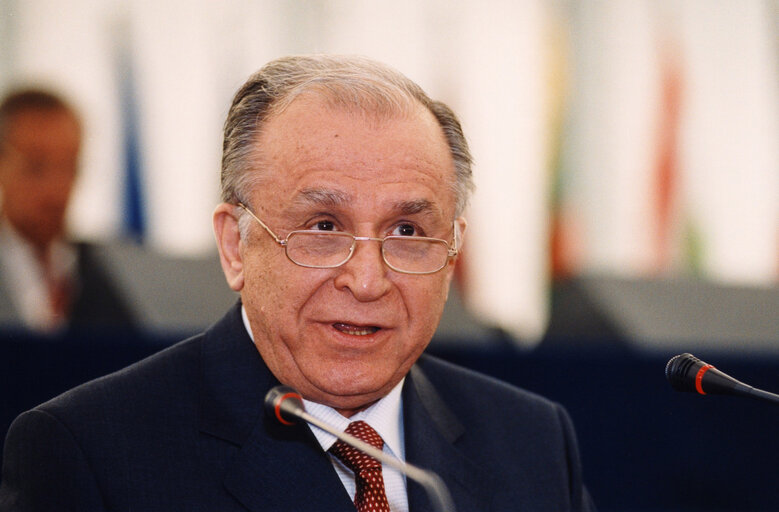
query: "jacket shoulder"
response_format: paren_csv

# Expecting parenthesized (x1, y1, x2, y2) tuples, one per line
(37, 334, 204, 422)
(414, 353, 562, 416)
(409, 354, 594, 511)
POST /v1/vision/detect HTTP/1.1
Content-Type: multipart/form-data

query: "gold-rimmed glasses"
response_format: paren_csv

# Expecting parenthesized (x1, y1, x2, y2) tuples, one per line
(237, 203, 459, 275)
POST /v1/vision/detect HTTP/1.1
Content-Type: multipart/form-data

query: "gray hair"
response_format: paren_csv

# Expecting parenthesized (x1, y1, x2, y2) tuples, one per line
(221, 55, 474, 220)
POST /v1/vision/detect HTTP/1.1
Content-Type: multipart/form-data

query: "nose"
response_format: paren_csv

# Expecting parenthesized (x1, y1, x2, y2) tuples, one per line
(37, 163, 77, 205)
(333, 238, 392, 301)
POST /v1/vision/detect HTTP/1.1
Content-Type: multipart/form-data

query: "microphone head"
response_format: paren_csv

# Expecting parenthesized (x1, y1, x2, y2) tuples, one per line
(665, 353, 705, 393)
(264, 385, 305, 426)
(666, 353, 750, 397)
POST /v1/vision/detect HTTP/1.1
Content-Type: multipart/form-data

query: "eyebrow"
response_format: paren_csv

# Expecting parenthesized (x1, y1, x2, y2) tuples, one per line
(393, 198, 439, 217)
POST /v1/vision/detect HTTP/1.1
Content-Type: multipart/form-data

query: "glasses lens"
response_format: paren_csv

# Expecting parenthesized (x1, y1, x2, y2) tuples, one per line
(286, 231, 354, 267)
(383, 237, 449, 274)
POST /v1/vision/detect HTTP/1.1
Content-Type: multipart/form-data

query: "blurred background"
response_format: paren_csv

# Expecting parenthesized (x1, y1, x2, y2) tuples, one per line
(1, 0, 777, 347)
(1, 1, 778, 510)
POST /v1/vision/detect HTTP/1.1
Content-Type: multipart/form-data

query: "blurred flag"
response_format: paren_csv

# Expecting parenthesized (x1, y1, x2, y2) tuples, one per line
(118, 29, 146, 242)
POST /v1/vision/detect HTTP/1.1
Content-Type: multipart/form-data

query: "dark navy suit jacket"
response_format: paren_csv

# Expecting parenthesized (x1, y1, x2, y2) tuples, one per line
(0, 303, 594, 511)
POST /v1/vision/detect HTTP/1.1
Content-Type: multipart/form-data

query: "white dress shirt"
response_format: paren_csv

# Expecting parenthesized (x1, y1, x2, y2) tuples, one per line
(241, 306, 409, 512)
(0, 220, 76, 332)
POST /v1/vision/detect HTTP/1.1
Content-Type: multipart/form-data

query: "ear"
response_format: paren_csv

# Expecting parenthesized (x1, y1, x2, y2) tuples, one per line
(213, 203, 245, 291)
(444, 216, 467, 288)
(451, 216, 467, 265)
(455, 216, 467, 249)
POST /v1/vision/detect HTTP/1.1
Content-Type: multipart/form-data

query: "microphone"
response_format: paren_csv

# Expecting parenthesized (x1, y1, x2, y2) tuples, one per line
(264, 386, 456, 512)
(665, 353, 779, 406)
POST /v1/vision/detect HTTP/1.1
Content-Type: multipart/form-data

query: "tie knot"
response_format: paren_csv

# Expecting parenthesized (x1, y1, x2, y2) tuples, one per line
(330, 421, 384, 472)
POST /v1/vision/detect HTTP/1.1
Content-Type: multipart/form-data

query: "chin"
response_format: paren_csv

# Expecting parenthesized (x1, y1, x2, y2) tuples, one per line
(309, 370, 396, 405)
(323, 392, 386, 417)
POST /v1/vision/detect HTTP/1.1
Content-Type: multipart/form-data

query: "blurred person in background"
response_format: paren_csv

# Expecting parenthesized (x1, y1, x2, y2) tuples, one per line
(0, 89, 135, 334)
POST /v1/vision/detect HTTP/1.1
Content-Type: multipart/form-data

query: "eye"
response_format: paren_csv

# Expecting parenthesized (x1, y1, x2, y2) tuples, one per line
(391, 223, 419, 237)
(311, 219, 336, 231)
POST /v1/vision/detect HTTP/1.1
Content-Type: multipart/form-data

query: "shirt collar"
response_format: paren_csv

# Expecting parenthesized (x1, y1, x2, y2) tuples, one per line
(303, 379, 405, 462)
(0, 219, 76, 278)
(240, 304, 405, 461)
(0, 220, 77, 331)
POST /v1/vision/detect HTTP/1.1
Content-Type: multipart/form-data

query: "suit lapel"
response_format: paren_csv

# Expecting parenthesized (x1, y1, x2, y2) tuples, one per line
(403, 362, 492, 512)
(223, 417, 355, 511)
(197, 302, 266, 446)
(197, 303, 355, 511)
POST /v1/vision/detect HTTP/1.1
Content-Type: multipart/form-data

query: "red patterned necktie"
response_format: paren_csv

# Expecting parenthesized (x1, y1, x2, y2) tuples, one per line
(330, 421, 391, 512)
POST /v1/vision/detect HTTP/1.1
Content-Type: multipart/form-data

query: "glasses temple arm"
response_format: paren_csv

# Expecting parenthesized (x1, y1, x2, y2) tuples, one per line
(237, 202, 287, 246)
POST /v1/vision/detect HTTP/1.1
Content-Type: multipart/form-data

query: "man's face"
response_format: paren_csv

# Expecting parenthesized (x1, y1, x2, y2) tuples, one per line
(227, 96, 463, 416)
(0, 108, 80, 250)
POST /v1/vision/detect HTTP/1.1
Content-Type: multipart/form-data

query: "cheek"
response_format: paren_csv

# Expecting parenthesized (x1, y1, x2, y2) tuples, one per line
(241, 250, 325, 332)
(403, 275, 451, 331)
(243, 253, 292, 314)
(4, 185, 42, 220)
(2, 178, 30, 205)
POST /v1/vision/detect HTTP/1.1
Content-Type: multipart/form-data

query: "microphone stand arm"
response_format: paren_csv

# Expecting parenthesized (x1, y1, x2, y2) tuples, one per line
(743, 387, 779, 406)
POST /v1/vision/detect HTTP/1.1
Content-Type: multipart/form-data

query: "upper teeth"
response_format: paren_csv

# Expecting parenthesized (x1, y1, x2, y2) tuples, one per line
(335, 323, 376, 336)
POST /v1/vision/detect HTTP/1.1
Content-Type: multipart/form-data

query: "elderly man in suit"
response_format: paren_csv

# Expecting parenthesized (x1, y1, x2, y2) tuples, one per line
(0, 55, 594, 511)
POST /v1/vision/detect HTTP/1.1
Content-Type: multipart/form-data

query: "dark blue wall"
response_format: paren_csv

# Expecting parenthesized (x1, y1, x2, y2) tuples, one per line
(2, 330, 778, 511)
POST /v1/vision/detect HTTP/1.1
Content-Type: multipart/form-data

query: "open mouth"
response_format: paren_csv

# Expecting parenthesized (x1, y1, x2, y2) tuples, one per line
(333, 323, 380, 336)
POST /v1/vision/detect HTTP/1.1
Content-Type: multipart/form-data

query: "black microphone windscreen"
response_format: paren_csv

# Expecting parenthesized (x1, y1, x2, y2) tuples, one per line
(264, 385, 304, 425)
(665, 353, 767, 399)
(665, 353, 705, 393)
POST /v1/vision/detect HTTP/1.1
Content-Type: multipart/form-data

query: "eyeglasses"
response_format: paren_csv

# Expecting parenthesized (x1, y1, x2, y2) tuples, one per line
(237, 203, 459, 275)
